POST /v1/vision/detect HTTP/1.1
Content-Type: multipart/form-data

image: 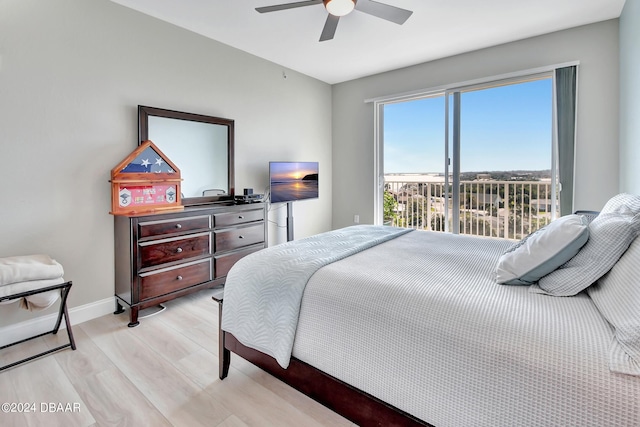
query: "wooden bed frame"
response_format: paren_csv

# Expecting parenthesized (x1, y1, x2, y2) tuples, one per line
(216, 301, 433, 427)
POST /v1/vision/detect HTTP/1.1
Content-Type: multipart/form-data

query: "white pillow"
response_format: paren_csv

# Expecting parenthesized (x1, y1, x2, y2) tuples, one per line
(588, 236, 640, 376)
(495, 214, 589, 285)
(535, 194, 640, 296)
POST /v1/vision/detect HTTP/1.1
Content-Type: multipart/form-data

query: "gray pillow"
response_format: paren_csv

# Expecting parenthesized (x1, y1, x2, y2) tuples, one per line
(495, 214, 589, 285)
(535, 194, 640, 296)
(588, 237, 640, 376)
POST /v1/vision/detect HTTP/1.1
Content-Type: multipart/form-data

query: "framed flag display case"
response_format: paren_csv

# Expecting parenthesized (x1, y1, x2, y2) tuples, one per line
(110, 140, 183, 215)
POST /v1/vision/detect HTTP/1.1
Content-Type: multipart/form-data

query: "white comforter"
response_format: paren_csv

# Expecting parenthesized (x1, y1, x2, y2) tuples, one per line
(289, 230, 640, 426)
(221, 225, 412, 368)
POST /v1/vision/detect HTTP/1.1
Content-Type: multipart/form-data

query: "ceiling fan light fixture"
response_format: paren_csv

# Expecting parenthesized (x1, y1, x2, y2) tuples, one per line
(323, 0, 355, 17)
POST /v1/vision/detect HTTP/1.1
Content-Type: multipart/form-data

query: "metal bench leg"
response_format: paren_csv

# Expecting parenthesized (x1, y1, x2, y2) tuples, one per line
(0, 281, 76, 371)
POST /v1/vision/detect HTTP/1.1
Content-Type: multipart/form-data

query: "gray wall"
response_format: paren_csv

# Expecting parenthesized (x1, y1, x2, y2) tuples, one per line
(0, 0, 332, 326)
(620, 0, 640, 194)
(331, 20, 620, 229)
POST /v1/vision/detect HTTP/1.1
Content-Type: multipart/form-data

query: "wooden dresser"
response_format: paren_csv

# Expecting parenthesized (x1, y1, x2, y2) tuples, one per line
(114, 202, 266, 326)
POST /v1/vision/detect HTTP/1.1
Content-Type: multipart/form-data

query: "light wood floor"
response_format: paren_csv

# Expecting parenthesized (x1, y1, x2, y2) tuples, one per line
(0, 290, 355, 427)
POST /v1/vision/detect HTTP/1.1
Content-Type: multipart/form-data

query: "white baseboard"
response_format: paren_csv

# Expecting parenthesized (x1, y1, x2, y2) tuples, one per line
(0, 297, 115, 347)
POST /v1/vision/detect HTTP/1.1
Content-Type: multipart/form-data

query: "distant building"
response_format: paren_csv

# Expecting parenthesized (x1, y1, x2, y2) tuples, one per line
(470, 192, 502, 207)
(530, 198, 552, 212)
(385, 173, 447, 183)
(476, 173, 492, 181)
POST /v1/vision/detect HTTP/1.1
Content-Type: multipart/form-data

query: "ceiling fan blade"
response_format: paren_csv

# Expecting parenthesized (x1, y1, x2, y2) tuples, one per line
(355, 0, 413, 25)
(256, 0, 322, 13)
(319, 14, 340, 41)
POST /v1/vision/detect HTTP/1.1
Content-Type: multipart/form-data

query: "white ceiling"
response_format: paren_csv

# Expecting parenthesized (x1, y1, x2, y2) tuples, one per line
(109, 0, 626, 84)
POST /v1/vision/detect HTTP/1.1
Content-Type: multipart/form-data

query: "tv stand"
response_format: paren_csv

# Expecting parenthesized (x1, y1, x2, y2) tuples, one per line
(286, 202, 294, 242)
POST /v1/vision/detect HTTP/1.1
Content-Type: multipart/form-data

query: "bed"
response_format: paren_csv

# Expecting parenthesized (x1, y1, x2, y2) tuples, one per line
(218, 195, 640, 427)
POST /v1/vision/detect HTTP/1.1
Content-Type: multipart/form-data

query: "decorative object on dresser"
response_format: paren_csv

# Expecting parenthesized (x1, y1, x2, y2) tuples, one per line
(114, 203, 266, 327)
(110, 140, 183, 215)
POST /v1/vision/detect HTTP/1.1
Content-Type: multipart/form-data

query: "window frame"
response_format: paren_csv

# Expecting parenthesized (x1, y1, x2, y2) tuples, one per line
(371, 62, 578, 229)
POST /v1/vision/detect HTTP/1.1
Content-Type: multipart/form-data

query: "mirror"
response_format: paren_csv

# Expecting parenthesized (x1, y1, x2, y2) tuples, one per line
(138, 106, 235, 206)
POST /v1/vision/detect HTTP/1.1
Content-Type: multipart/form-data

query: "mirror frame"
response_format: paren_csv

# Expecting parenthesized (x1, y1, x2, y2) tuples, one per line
(138, 105, 235, 206)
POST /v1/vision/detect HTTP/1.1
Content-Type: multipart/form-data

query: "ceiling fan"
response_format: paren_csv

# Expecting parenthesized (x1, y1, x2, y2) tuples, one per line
(255, 0, 413, 42)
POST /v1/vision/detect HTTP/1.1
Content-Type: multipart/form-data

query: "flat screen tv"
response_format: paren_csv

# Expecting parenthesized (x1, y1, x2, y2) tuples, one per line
(269, 161, 319, 204)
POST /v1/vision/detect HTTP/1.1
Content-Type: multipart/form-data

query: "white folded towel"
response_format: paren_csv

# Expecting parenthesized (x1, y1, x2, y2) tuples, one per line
(0, 277, 65, 312)
(20, 289, 61, 312)
(0, 255, 64, 286)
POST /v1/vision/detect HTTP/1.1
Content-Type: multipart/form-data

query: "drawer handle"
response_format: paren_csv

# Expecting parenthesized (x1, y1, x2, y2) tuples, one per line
(176, 275, 183, 281)
(175, 224, 182, 229)
(175, 247, 183, 253)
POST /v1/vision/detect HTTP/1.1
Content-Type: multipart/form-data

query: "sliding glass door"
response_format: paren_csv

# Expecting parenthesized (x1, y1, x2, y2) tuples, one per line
(379, 73, 559, 240)
(383, 95, 446, 230)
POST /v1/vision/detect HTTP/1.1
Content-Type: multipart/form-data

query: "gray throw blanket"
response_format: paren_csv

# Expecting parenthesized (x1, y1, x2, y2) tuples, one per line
(221, 225, 413, 368)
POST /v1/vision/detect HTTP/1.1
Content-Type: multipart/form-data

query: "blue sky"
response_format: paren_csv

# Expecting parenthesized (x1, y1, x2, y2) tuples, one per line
(383, 78, 553, 174)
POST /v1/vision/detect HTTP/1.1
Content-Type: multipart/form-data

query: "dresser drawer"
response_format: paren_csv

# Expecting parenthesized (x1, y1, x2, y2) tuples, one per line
(140, 232, 211, 269)
(213, 208, 264, 227)
(214, 245, 263, 278)
(215, 224, 264, 253)
(139, 259, 212, 301)
(138, 215, 211, 238)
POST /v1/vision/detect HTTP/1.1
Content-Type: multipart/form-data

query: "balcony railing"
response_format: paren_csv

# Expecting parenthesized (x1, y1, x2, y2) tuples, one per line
(384, 178, 558, 240)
